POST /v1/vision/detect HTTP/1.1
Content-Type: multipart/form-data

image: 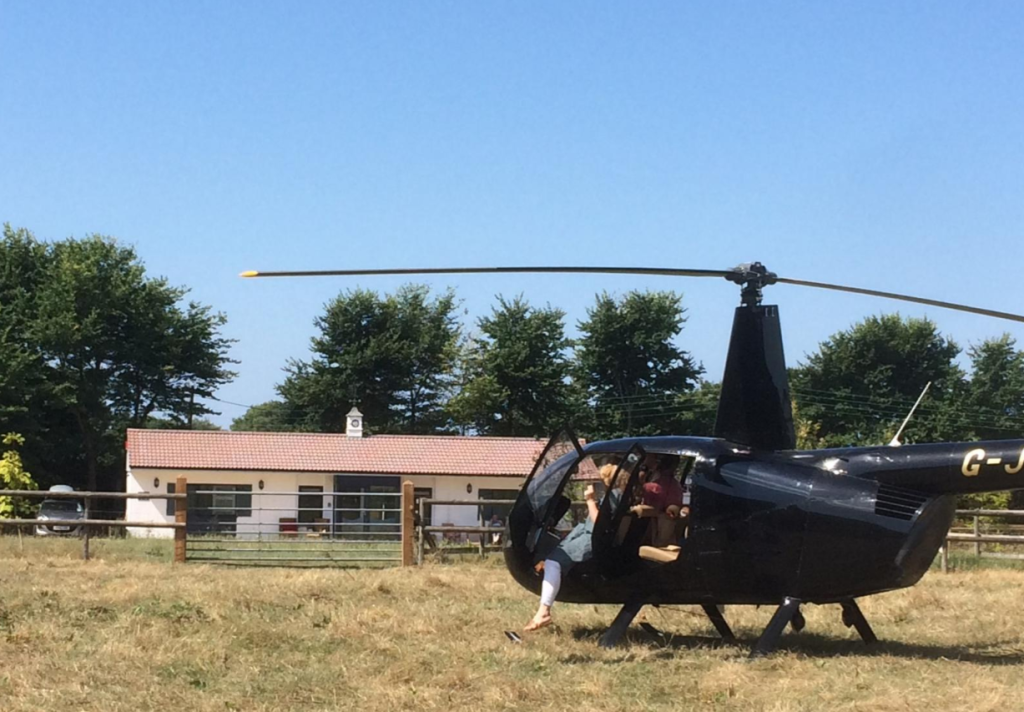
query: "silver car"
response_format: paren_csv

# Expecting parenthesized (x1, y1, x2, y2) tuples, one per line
(35, 498, 85, 536)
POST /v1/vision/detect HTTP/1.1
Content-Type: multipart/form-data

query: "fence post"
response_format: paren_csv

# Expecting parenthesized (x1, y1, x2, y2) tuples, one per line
(401, 480, 414, 566)
(82, 496, 91, 561)
(478, 510, 485, 558)
(417, 497, 425, 566)
(973, 515, 980, 558)
(174, 477, 187, 564)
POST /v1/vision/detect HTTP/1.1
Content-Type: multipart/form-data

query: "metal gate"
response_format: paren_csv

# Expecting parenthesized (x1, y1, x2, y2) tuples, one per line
(184, 487, 404, 567)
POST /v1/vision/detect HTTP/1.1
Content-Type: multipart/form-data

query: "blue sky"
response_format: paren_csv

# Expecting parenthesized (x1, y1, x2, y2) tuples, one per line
(2, 2, 1023, 427)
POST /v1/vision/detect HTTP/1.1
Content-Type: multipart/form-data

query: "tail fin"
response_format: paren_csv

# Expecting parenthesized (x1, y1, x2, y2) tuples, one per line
(713, 305, 795, 451)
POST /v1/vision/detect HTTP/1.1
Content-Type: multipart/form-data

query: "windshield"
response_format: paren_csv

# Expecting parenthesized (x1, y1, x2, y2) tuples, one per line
(40, 500, 82, 514)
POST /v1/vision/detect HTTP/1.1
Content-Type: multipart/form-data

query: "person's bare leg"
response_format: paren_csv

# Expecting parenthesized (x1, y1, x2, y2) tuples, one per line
(524, 559, 561, 631)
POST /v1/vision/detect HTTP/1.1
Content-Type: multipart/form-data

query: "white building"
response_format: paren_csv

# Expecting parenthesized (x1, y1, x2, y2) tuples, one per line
(125, 413, 544, 538)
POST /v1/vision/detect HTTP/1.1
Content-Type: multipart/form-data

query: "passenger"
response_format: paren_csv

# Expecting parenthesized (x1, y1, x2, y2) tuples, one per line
(641, 455, 684, 516)
(523, 463, 624, 632)
(488, 514, 504, 545)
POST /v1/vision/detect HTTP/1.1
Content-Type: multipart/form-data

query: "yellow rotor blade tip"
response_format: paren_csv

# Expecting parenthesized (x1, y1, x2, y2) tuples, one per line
(240, 270, 260, 278)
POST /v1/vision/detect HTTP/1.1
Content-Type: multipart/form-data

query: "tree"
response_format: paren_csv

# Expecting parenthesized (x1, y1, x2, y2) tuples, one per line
(231, 401, 302, 432)
(145, 416, 223, 431)
(448, 296, 577, 436)
(671, 380, 721, 437)
(791, 314, 967, 447)
(964, 335, 1024, 440)
(278, 285, 460, 434)
(575, 291, 703, 439)
(0, 225, 52, 446)
(0, 226, 236, 491)
(0, 433, 38, 519)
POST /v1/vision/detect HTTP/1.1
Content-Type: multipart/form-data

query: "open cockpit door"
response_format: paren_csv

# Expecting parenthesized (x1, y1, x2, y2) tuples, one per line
(507, 429, 584, 556)
(592, 445, 647, 575)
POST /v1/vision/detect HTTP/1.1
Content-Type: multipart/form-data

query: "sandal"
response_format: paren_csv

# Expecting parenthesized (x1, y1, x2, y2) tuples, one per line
(524, 615, 552, 632)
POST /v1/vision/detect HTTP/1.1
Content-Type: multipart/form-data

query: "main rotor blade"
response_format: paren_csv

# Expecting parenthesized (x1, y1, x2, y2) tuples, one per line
(776, 277, 1024, 324)
(239, 264, 1024, 324)
(241, 266, 733, 279)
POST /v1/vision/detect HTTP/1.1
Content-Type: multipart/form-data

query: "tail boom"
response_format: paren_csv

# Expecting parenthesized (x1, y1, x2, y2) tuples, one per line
(846, 440, 1024, 495)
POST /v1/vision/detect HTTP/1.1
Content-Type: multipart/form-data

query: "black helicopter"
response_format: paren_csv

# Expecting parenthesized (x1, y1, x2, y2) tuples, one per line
(243, 262, 1024, 657)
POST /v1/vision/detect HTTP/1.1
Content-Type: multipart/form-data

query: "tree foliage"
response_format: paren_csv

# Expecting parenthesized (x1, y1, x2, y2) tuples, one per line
(575, 291, 702, 438)
(448, 296, 577, 436)
(145, 416, 223, 431)
(964, 335, 1024, 440)
(0, 225, 236, 490)
(231, 401, 303, 432)
(791, 315, 966, 447)
(0, 433, 38, 518)
(279, 285, 460, 434)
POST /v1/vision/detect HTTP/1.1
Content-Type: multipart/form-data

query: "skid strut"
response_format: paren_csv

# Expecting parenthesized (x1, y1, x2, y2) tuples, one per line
(750, 596, 801, 659)
(840, 599, 878, 644)
(598, 596, 645, 648)
(790, 605, 806, 633)
(701, 604, 736, 641)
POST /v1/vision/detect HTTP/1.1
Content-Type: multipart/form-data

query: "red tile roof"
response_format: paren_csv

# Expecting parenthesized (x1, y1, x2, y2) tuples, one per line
(126, 429, 547, 478)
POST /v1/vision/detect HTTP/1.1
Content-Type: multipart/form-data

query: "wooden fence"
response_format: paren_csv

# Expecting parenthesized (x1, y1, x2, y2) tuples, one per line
(5, 488, 1024, 571)
(1, 479, 418, 567)
(940, 508, 1024, 572)
(415, 497, 590, 564)
(0, 477, 188, 561)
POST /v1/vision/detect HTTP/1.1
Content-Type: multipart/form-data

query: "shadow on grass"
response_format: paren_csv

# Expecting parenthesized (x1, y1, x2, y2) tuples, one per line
(568, 625, 1024, 665)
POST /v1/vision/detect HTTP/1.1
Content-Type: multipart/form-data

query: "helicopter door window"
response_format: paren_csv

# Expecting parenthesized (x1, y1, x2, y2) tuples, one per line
(508, 429, 584, 555)
(522, 430, 584, 520)
(592, 446, 648, 567)
(526, 451, 579, 522)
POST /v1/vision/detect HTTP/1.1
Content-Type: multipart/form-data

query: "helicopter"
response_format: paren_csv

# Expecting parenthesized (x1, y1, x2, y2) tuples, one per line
(242, 262, 1024, 657)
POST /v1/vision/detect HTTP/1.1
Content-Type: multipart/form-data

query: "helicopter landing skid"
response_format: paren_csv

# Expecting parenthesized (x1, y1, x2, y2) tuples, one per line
(749, 596, 802, 659)
(598, 596, 646, 649)
(840, 599, 878, 645)
(701, 604, 736, 641)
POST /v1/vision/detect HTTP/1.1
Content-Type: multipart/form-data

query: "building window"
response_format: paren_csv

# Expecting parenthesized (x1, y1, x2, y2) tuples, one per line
(166, 482, 175, 517)
(478, 489, 519, 526)
(187, 484, 253, 517)
(333, 475, 400, 536)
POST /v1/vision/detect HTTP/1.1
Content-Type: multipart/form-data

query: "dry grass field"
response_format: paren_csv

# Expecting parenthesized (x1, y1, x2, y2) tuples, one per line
(1, 538, 1023, 712)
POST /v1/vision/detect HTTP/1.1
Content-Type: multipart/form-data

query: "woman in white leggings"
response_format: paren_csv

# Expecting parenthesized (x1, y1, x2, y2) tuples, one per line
(524, 464, 622, 632)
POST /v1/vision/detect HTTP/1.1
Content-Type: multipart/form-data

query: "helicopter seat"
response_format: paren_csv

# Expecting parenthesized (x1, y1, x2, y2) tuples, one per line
(638, 512, 688, 564)
(614, 505, 658, 545)
(638, 543, 681, 564)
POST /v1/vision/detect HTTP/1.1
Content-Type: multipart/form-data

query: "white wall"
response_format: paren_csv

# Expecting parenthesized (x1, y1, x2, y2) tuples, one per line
(126, 467, 326, 539)
(125, 464, 524, 538)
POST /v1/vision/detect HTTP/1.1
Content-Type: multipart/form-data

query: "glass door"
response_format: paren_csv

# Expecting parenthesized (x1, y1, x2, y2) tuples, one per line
(592, 444, 647, 575)
(507, 429, 584, 554)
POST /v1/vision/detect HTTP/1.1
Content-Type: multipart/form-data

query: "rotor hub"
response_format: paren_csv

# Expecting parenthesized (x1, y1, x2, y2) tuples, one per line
(725, 262, 778, 307)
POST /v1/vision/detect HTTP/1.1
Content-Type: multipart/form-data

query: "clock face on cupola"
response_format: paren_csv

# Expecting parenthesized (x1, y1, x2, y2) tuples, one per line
(346, 407, 364, 437)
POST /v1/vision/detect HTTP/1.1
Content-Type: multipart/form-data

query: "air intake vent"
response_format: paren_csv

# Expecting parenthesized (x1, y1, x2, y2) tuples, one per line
(875, 485, 929, 521)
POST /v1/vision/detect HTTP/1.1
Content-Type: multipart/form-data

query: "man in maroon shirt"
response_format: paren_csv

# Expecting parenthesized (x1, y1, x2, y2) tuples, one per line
(641, 455, 685, 514)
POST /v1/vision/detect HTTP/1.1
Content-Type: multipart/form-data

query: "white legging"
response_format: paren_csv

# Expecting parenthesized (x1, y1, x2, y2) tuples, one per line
(540, 559, 562, 607)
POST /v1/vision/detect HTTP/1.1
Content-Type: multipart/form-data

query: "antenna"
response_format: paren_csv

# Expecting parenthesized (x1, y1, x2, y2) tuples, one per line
(888, 382, 932, 447)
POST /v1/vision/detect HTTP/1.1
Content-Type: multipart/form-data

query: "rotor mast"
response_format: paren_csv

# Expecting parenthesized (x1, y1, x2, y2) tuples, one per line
(725, 262, 779, 308)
